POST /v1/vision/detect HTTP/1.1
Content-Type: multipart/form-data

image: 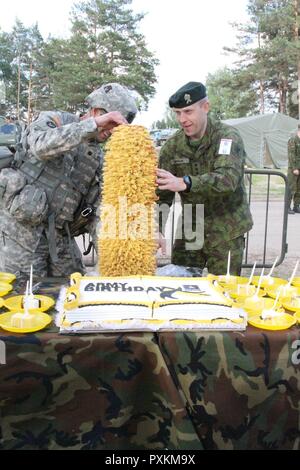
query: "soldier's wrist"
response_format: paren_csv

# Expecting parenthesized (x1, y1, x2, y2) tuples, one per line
(181, 175, 192, 193)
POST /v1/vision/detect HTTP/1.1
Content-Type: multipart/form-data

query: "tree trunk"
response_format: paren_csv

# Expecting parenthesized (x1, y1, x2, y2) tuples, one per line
(27, 63, 33, 124)
(259, 80, 265, 114)
(295, 0, 300, 118)
(257, 32, 265, 114)
(282, 82, 288, 115)
(17, 56, 21, 120)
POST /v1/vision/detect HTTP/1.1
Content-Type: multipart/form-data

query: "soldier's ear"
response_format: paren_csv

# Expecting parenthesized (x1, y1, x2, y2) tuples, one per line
(203, 100, 210, 114)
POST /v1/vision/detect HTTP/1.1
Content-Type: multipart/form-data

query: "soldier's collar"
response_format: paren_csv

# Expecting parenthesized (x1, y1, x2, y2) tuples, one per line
(185, 116, 213, 149)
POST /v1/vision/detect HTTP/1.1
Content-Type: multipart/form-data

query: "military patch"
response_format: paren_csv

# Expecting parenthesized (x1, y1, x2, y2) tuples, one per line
(47, 121, 57, 129)
(218, 139, 232, 155)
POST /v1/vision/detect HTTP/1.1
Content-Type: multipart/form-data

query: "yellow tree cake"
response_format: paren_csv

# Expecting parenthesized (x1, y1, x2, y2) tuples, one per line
(99, 125, 158, 276)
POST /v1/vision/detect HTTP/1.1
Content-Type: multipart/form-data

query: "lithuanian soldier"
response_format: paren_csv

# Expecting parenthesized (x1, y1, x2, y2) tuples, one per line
(156, 81, 253, 275)
(0, 83, 138, 288)
(287, 124, 300, 214)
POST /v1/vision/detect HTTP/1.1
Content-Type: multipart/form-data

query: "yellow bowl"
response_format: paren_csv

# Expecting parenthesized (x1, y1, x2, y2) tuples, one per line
(251, 276, 287, 289)
(4, 295, 55, 313)
(292, 277, 300, 288)
(0, 272, 16, 284)
(0, 282, 13, 297)
(248, 313, 296, 331)
(0, 310, 52, 333)
(266, 285, 300, 300)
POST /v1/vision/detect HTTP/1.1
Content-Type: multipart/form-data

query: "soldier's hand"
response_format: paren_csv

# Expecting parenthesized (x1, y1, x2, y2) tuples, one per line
(293, 169, 300, 176)
(157, 232, 167, 255)
(94, 111, 127, 129)
(94, 111, 127, 141)
(157, 169, 187, 192)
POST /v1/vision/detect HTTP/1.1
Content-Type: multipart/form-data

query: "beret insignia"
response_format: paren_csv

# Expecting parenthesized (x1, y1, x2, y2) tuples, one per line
(184, 94, 192, 105)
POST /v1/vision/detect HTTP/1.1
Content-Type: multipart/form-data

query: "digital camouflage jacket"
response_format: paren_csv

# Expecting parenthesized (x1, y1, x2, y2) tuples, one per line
(0, 111, 102, 254)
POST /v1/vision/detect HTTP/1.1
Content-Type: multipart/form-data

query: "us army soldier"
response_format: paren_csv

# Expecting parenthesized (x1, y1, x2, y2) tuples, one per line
(287, 124, 300, 214)
(156, 82, 253, 275)
(0, 83, 137, 288)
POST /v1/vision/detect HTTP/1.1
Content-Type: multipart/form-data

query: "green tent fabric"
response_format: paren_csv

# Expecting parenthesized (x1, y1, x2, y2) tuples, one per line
(223, 113, 298, 169)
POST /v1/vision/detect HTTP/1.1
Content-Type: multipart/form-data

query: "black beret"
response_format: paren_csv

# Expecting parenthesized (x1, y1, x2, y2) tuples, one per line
(169, 82, 207, 108)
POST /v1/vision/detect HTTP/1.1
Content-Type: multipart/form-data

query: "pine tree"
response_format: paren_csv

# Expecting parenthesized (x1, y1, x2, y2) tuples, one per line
(0, 20, 44, 120)
(206, 67, 258, 119)
(0, 1, 159, 115)
(224, 0, 300, 117)
(49, 0, 158, 110)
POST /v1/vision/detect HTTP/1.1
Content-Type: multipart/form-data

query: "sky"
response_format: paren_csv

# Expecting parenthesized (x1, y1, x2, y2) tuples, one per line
(0, 0, 249, 126)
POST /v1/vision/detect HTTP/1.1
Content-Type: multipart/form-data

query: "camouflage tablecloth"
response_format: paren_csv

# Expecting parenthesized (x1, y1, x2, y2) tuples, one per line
(159, 327, 300, 450)
(0, 325, 299, 450)
(0, 329, 202, 450)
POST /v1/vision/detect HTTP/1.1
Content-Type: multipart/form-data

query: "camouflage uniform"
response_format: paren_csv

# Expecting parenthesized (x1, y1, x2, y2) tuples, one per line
(0, 111, 102, 289)
(0, 84, 138, 289)
(158, 117, 253, 275)
(287, 133, 300, 211)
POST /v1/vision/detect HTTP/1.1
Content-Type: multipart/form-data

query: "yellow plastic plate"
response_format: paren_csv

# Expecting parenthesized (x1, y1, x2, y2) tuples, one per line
(266, 285, 300, 300)
(4, 295, 55, 312)
(292, 277, 300, 288)
(0, 272, 16, 284)
(0, 310, 52, 333)
(251, 276, 287, 289)
(0, 282, 13, 297)
(294, 311, 300, 323)
(248, 313, 296, 330)
(234, 298, 283, 318)
(0, 298, 3, 309)
(281, 298, 300, 313)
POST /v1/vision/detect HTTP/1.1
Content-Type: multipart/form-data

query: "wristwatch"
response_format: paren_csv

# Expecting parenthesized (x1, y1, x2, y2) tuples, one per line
(182, 175, 192, 193)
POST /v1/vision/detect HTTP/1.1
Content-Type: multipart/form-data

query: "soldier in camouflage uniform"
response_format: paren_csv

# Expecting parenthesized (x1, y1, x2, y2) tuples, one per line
(157, 82, 253, 275)
(0, 83, 137, 288)
(287, 124, 300, 214)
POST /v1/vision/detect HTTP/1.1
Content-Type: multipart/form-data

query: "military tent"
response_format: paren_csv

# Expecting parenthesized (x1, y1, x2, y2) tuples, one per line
(223, 113, 298, 169)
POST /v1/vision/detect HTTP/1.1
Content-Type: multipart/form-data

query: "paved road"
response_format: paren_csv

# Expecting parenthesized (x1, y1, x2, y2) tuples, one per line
(243, 200, 300, 279)
(79, 199, 299, 279)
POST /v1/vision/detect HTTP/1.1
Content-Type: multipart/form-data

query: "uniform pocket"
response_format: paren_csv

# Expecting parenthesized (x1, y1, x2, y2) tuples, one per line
(0, 168, 26, 208)
(9, 184, 48, 225)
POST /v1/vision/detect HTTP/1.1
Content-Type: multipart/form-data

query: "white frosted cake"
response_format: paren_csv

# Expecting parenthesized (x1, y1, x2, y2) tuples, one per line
(56, 273, 247, 333)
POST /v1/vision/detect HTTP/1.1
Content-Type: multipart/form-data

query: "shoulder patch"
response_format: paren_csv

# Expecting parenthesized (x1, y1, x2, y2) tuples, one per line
(47, 121, 57, 129)
(218, 138, 233, 155)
